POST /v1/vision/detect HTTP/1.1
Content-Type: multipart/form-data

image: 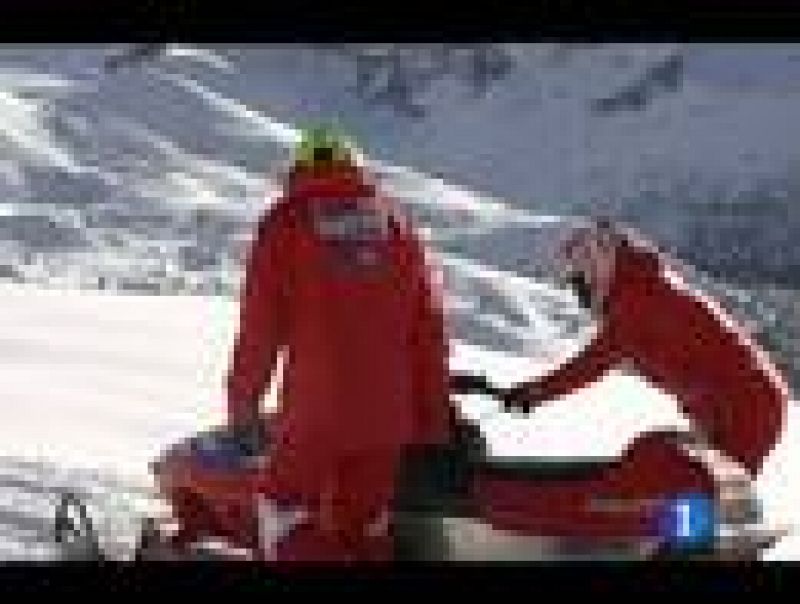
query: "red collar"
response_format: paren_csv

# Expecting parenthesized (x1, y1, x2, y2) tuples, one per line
(285, 164, 375, 199)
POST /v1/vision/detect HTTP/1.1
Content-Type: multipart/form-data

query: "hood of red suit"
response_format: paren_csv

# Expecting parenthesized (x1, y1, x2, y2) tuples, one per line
(283, 161, 377, 201)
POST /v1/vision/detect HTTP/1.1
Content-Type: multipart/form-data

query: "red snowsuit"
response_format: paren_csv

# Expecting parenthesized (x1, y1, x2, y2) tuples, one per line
(226, 161, 452, 559)
(475, 240, 789, 540)
(517, 241, 788, 475)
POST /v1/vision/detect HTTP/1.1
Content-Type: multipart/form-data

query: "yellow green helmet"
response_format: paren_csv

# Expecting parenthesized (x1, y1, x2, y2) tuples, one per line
(294, 124, 355, 167)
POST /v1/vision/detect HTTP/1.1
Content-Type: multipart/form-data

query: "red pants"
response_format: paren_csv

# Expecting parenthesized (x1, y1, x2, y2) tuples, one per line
(272, 450, 399, 563)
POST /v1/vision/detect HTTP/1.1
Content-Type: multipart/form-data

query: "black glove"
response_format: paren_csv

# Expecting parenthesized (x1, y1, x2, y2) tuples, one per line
(228, 418, 267, 458)
(450, 372, 494, 396)
(500, 384, 539, 414)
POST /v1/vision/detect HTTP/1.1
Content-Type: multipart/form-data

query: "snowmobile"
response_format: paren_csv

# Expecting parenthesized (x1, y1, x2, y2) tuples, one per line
(52, 374, 786, 562)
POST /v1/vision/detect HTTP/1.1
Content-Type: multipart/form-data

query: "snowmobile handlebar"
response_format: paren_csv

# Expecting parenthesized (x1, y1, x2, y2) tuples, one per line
(450, 372, 506, 399)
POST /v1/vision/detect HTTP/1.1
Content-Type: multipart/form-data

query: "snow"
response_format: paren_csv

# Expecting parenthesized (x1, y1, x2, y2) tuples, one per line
(757, 408, 800, 561)
(0, 283, 232, 483)
(0, 87, 86, 176)
(0, 282, 796, 558)
(4, 45, 800, 289)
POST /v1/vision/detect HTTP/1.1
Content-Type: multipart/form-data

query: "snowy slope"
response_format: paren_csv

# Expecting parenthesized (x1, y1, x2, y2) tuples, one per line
(0, 282, 689, 479)
(209, 44, 800, 285)
(2, 44, 800, 290)
(1, 46, 797, 357)
(0, 283, 796, 559)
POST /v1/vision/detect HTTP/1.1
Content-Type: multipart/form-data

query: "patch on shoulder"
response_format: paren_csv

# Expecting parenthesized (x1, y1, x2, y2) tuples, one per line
(309, 199, 394, 275)
(311, 199, 391, 242)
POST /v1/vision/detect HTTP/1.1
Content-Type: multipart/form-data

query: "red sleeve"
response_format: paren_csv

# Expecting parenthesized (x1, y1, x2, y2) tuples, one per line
(406, 232, 453, 444)
(520, 324, 623, 402)
(226, 201, 293, 427)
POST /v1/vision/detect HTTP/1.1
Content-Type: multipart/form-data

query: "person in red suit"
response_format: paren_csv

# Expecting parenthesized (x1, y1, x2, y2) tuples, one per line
(475, 220, 790, 542)
(502, 220, 789, 476)
(226, 131, 453, 561)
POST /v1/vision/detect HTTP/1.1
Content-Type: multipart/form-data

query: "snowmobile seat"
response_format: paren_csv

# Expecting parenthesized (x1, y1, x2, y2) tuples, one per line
(479, 457, 618, 483)
(393, 416, 617, 517)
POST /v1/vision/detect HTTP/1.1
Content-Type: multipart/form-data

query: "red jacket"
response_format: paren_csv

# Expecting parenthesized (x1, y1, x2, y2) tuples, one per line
(521, 241, 789, 475)
(226, 163, 452, 499)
